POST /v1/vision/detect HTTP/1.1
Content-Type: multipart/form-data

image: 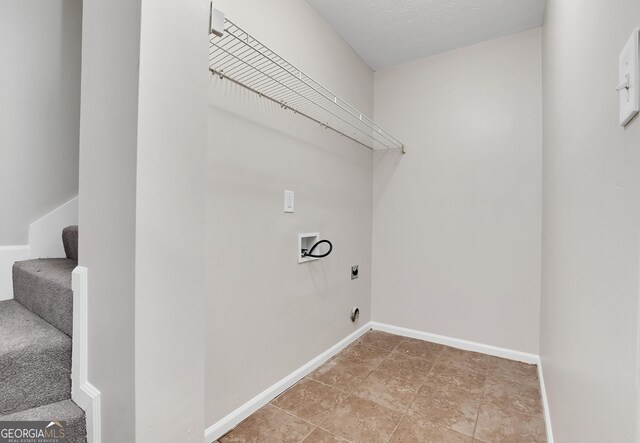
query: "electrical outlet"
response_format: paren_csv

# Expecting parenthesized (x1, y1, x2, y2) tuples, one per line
(351, 265, 359, 280)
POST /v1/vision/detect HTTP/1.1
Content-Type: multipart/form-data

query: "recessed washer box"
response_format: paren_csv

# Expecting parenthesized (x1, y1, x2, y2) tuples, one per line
(298, 233, 320, 263)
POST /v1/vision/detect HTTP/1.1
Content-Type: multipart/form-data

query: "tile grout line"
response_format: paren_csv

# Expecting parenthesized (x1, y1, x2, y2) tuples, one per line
(316, 333, 409, 441)
(363, 336, 408, 443)
(298, 426, 316, 443)
(304, 380, 366, 440)
(404, 345, 454, 436)
(319, 425, 353, 442)
(334, 335, 414, 438)
(305, 372, 345, 393)
(385, 341, 447, 443)
(358, 339, 403, 354)
(386, 413, 406, 443)
(335, 334, 404, 392)
(470, 364, 491, 440)
(270, 403, 353, 443)
(305, 376, 352, 397)
(411, 344, 446, 401)
(267, 404, 317, 442)
(364, 340, 400, 376)
(427, 344, 446, 376)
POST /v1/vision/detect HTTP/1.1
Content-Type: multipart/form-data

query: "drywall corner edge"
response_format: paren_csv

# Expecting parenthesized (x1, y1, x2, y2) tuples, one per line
(203, 322, 373, 442)
(72, 266, 101, 443)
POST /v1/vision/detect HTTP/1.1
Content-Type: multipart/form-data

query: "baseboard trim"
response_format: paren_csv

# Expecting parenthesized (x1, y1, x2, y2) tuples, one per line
(72, 266, 101, 443)
(370, 322, 539, 364)
(203, 322, 373, 443)
(537, 357, 554, 443)
(0, 245, 30, 301)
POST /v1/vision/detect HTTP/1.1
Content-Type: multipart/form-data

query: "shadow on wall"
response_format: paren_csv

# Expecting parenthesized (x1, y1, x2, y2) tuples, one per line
(373, 148, 405, 202)
(208, 76, 372, 163)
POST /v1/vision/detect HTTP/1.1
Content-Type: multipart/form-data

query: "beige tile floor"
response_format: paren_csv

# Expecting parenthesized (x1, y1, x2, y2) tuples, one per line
(216, 330, 546, 443)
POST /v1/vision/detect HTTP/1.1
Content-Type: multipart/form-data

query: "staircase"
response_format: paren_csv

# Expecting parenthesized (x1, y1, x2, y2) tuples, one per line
(0, 226, 87, 442)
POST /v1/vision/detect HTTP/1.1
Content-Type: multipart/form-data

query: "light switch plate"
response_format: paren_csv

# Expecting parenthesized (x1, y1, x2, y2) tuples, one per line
(284, 190, 294, 213)
(619, 28, 639, 127)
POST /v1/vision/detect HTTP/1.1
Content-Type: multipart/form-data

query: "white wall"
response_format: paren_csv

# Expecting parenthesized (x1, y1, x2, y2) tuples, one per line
(1, 194, 77, 301)
(372, 29, 542, 354)
(81, 0, 209, 440)
(79, 0, 140, 439)
(205, 0, 374, 427)
(0, 246, 30, 301)
(540, 0, 640, 441)
(0, 0, 81, 246)
(134, 0, 208, 440)
(29, 197, 78, 259)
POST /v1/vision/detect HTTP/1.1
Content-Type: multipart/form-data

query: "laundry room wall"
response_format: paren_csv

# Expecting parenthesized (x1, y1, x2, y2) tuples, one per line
(205, 0, 375, 428)
(372, 28, 543, 354)
(540, 0, 640, 440)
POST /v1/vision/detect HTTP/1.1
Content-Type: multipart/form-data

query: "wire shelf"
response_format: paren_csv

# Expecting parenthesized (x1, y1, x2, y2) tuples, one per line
(209, 18, 405, 152)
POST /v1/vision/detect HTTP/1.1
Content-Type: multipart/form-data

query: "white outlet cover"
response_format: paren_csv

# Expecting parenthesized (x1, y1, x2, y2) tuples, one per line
(284, 190, 294, 213)
(619, 28, 639, 127)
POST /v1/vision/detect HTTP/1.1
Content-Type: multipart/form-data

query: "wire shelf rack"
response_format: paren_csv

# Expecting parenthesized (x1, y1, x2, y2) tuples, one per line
(209, 18, 405, 153)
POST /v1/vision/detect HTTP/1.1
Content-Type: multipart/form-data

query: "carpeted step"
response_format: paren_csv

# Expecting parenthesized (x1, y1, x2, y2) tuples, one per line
(0, 300, 71, 415)
(62, 225, 78, 262)
(13, 258, 76, 337)
(0, 399, 86, 443)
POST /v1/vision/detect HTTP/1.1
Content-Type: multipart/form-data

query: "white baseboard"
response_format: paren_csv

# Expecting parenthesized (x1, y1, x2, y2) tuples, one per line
(537, 357, 554, 443)
(72, 266, 101, 443)
(29, 196, 78, 259)
(0, 245, 30, 301)
(370, 322, 539, 364)
(203, 322, 373, 443)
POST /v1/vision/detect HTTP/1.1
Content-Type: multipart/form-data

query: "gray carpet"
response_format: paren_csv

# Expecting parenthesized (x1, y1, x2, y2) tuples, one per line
(62, 225, 78, 262)
(0, 300, 71, 415)
(13, 258, 76, 337)
(0, 399, 86, 443)
(1, 225, 86, 441)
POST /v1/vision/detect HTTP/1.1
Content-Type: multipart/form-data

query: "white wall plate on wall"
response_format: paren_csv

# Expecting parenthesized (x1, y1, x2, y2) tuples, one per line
(618, 28, 639, 127)
(210, 5, 225, 37)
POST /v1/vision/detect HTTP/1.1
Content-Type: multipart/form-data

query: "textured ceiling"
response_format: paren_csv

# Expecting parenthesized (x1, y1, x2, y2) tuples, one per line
(306, 0, 545, 70)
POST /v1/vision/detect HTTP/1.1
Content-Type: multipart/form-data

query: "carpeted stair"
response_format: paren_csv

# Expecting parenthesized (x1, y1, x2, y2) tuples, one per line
(0, 399, 86, 443)
(0, 225, 86, 442)
(62, 225, 79, 262)
(0, 300, 71, 415)
(13, 258, 76, 337)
